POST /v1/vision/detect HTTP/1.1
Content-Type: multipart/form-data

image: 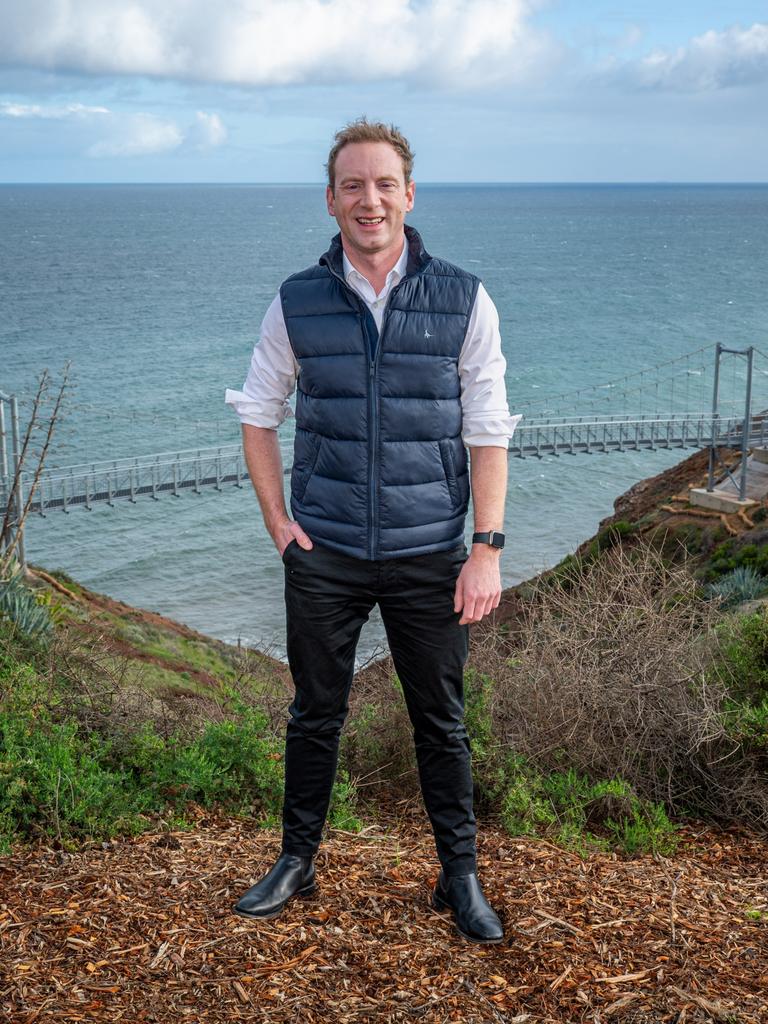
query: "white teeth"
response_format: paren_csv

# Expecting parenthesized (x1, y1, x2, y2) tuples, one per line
(358, 217, 384, 224)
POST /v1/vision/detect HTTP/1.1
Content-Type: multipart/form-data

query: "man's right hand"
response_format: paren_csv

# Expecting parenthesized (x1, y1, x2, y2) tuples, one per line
(240, 426, 314, 558)
(274, 519, 314, 557)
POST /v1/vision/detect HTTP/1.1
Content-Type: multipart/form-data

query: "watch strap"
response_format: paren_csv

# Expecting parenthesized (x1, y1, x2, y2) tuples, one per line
(472, 530, 505, 549)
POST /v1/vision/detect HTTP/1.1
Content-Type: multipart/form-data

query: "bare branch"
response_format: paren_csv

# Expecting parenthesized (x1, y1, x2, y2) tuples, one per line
(1, 366, 70, 575)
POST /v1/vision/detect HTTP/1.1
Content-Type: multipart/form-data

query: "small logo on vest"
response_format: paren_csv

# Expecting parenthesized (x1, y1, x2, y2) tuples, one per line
(424, 329, 432, 338)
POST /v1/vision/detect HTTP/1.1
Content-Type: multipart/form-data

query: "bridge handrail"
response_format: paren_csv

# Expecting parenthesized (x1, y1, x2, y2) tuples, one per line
(13, 413, 761, 484)
(26, 443, 246, 480)
(518, 413, 735, 428)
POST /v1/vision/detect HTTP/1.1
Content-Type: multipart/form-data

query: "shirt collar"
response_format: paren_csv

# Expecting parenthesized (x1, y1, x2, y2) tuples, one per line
(342, 238, 409, 291)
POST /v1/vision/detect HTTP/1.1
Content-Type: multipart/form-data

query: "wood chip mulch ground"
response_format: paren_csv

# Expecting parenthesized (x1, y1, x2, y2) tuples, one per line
(1, 811, 766, 1024)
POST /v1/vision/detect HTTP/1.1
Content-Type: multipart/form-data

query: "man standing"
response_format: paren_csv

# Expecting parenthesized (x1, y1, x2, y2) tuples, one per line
(225, 119, 518, 944)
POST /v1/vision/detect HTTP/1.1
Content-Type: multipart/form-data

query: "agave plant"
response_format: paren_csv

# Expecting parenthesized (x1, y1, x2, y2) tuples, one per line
(708, 566, 768, 610)
(0, 563, 52, 638)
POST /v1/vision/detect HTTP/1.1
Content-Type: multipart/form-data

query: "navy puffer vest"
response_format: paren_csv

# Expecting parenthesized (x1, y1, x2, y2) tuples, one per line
(280, 224, 479, 560)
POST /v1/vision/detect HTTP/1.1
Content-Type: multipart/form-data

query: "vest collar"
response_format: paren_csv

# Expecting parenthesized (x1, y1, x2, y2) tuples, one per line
(320, 223, 432, 279)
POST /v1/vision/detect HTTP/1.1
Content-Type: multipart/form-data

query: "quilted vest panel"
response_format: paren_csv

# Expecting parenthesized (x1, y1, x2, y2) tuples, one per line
(280, 225, 479, 560)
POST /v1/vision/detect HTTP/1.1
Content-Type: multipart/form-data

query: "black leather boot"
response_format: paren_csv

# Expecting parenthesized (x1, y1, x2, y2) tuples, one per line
(233, 852, 316, 920)
(432, 870, 504, 943)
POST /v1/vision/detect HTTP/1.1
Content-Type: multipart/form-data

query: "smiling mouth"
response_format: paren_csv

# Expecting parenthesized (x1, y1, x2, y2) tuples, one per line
(356, 217, 384, 225)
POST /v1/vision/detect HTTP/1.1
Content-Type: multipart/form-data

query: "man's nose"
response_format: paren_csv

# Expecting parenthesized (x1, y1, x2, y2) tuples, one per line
(361, 182, 380, 207)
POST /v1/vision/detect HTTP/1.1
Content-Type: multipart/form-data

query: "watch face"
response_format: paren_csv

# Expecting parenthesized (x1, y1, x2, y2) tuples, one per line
(473, 531, 505, 548)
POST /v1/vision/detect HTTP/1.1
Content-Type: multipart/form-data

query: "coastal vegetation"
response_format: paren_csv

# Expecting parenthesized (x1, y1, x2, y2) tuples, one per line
(2, 450, 768, 859)
(0, 567, 360, 855)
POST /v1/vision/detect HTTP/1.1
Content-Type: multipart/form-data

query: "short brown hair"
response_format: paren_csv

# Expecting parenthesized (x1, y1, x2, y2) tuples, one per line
(326, 117, 415, 191)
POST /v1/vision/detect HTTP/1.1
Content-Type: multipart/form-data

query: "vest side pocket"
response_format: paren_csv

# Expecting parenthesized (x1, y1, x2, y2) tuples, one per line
(439, 439, 461, 509)
(294, 432, 323, 503)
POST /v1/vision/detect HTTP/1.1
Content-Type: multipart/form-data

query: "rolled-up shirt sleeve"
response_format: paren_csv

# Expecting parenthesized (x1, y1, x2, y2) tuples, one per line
(224, 293, 299, 429)
(459, 283, 522, 447)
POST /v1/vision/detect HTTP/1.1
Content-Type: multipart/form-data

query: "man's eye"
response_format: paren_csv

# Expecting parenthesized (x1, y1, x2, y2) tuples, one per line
(379, 182, 396, 189)
(344, 183, 360, 191)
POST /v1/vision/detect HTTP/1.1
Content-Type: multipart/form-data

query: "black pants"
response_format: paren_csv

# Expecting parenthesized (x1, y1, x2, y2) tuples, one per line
(281, 539, 476, 877)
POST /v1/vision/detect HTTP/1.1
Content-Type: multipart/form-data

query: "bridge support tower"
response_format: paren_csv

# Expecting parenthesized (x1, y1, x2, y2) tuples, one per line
(695, 344, 759, 512)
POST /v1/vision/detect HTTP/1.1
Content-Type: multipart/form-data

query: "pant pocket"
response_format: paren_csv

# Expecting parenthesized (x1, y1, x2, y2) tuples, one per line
(281, 538, 299, 563)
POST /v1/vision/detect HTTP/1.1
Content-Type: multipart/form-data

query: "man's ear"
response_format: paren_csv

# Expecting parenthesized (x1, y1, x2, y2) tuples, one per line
(405, 179, 415, 213)
(326, 185, 336, 216)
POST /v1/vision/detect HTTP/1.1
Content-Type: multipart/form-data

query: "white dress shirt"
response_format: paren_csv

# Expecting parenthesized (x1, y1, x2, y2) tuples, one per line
(225, 239, 520, 447)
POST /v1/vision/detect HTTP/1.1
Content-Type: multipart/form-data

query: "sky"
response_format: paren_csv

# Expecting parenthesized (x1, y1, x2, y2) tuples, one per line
(1, 1, 767, 183)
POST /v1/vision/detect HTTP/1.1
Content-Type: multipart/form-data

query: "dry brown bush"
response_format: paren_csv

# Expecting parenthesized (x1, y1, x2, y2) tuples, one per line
(472, 540, 768, 828)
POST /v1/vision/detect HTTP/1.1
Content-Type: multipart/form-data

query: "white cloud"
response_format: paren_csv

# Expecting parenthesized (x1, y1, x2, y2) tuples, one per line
(0, 98, 227, 157)
(88, 112, 183, 155)
(607, 22, 768, 91)
(0, 0, 553, 88)
(0, 100, 110, 117)
(189, 110, 227, 149)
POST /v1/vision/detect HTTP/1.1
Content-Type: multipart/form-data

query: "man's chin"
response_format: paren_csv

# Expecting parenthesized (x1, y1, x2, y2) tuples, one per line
(352, 228, 401, 250)
(354, 230, 387, 247)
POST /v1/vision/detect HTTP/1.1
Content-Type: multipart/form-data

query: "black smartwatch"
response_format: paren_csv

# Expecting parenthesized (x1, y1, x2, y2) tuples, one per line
(472, 531, 505, 550)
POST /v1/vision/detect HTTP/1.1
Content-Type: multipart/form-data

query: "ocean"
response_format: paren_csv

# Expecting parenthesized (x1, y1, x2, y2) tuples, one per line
(2, 183, 767, 660)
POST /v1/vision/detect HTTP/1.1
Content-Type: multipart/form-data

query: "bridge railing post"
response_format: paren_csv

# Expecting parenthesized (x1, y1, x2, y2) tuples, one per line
(739, 346, 754, 502)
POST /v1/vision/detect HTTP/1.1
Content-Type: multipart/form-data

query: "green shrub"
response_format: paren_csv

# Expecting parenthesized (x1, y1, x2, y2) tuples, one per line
(0, 704, 290, 849)
(604, 800, 679, 856)
(717, 609, 768, 703)
(0, 707, 152, 848)
(119, 709, 285, 817)
(500, 755, 557, 837)
(705, 536, 768, 583)
(498, 755, 678, 857)
(329, 769, 362, 832)
(0, 643, 148, 847)
(464, 669, 518, 812)
(121, 715, 362, 833)
(721, 694, 768, 750)
(463, 668, 494, 762)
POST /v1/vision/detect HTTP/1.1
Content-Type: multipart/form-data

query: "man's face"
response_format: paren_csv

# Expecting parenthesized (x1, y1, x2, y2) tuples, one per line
(326, 141, 415, 264)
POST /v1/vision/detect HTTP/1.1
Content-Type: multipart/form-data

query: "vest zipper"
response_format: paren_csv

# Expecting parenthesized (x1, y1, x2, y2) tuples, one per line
(360, 307, 379, 560)
(371, 281, 405, 559)
(321, 259, 406, 560)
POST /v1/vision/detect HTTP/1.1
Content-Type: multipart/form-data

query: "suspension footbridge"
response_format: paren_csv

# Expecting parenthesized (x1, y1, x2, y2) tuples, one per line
(2, 343, 767, 561)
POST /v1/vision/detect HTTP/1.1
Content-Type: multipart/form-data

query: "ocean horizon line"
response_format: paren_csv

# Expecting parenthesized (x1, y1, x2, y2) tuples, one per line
(1, 179, 767, 188)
